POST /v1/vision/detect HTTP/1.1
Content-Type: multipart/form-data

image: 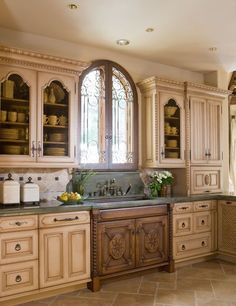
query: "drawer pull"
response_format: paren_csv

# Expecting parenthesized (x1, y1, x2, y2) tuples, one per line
(53, 216, 79, 222)
(181, 207, 188, 210)
(15, 221, 23, 226)
(201, 241, 206, 247)
(226, 201, 232, 205)
(15, 275, 22, 283)
(15, 243, 21, 251)
(182, 222, 186, 228)
(201, 220, 205, 225)
(199, 205, 208, 208)
(181, 245, 186, 251)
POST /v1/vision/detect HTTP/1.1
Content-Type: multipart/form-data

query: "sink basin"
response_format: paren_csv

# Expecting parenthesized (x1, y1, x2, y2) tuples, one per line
(85, 195, 148, 203)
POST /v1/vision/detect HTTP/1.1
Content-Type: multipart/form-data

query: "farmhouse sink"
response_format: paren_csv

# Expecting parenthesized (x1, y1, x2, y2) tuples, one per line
(86, 195, 148, 203)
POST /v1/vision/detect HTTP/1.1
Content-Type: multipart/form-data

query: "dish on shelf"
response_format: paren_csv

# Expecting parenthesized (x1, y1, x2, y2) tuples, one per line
(164, 106, 177, 117)
(166, 151, 179, 158)
(2, 145, 21, 154)
(49, 133, 66, 142)
(0, 128, 19, 139)
(44, 147, 66, 156)
(166, 139, 177, 147)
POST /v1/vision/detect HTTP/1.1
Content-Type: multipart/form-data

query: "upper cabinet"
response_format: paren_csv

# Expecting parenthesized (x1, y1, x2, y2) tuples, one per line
(137, 77, 185, 168)
(0, 46, 89, 168)
(79, 60, 138, 170)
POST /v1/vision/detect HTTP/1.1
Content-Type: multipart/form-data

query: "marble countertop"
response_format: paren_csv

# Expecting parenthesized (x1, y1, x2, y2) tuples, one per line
(0, 193, 235, 217)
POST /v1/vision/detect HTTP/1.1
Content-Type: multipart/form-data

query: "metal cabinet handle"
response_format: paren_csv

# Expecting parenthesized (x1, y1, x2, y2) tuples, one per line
(182, 222, 186, 228)
(226, 201, 232, 205)
(199, 204, 208, 208)
(181, 207, 188, 210)
(53, 216, 79, 222)
(31, 141, 36, 157)
(161, 147, 165, 157)
(15, 275, 22, 283)
(37, 141, 42, 157)
(15, 221, 23, 226)
(15, 243, 21, 251)
(181, 245, 186, 251)
(201, 220, 205, 225)
(201, 241, 206, 247)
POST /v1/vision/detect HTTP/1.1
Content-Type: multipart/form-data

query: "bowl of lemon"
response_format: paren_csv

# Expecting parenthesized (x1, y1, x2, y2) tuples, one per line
(57, 192, 83, 205)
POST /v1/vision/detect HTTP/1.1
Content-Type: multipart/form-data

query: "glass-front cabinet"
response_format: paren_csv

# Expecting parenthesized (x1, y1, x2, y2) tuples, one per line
(0, 68, 76, 166)
(159, 92, 185, 166)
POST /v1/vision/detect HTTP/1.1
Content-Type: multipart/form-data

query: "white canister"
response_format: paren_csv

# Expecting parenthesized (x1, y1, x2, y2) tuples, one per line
(20, 177, 40, 203)
(0, 173, 20, 204)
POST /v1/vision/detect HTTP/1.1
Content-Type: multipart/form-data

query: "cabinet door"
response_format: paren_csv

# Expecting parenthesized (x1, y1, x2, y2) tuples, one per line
(206, 100, 222, 165)
(190, 166, 222, 194)
(190, 96, 207, 164)
(160, 92, 185, 167)
(218, 201, 236, 255)
(0, 65, 37, 164)
(39, 224, 90, 288)
(135, 216, 168, 267)
(97, 220, 135, 275)
(37, 72, 77, 164)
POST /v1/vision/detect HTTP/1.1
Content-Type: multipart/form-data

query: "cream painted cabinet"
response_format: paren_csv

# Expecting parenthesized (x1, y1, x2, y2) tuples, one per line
(173, 201, 216, 262)
(0, 215, 38, 298)
(218, 201, 236, 256)
(190, 96, 222, 165)
(137, 77, 185, 168)
(39, 211, 90, 288)
(0, 45, 88, 167)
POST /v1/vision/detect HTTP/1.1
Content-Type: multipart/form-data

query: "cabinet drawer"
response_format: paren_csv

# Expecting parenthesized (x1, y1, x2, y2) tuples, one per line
(173, 214, 193, 236)
(173, 203, 193, 214)
(194, 201, 212, 212)
(173, 232, 212, 260)
(39, 211, 90, 228)
(0, 260, 38, 297)
(0, 215, 38, 232)
(193, 211, 212, 233)
(0, 230, 38, 265)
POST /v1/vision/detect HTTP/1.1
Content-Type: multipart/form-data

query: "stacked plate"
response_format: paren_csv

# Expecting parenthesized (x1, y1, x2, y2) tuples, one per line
(49, 133, 66, 142)
(44, 147, 66, 156)
(0, 128, 19, 140)
(2, 145, 21, 154)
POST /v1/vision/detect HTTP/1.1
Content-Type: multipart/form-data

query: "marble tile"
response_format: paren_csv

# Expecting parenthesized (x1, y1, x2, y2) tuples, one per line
(176, 278, 212, 291)
(101, 276, 142, 293)
(143, 270, 177, 283)
(77, 288, 117, 302)
(113, 293, 155, 306)
(177, 266, 226, 280)
(138, 280, 157, 295)
(211, 280, 236, 302)
(51, 296, 112, 306)
(155, 289, 195, 306)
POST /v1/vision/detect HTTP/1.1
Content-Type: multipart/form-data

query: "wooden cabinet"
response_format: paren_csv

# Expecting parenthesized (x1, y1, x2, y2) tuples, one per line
(172, 201, 216, 262)
(0, 45, 88, 167)
(0, 215, 38, 298)
(91, 205, 169, 291)
(137, 77, 185, 168)
(39, 211, 90, 288)
(218, 201, 236, 256)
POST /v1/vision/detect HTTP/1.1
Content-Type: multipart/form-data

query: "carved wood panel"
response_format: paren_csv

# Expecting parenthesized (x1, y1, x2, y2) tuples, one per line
(97, 220, 135, 275)
(135, 216, 168, 267)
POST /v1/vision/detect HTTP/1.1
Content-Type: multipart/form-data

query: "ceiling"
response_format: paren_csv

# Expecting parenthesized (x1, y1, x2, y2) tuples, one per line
(0, 0, 236, 72)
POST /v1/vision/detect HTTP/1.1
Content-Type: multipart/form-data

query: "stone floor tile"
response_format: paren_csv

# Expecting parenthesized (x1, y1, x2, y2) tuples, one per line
(138, 280, 157, 295)
(143, 270, 177, 283)
(196, 299, 233, 306)
(20, 295, 57, 305)
(177, 266, 226, 280)
(101, 276, 142, 293)
(77, 288, 117, 302)
(176, 278, 213, 291)
(155, 289, 195, 306)
(51, 296, 112, 306)
(113, 293, 154, 306)
(195, 290, 215, 304)
(158, 281, 176, 290)
(192, 260, 223, 271)
(211, 280, 236, 302)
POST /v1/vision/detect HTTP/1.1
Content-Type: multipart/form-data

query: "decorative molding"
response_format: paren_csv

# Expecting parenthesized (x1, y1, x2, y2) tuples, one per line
(185, 81, 231, 96)
(137, 76, 184, 92)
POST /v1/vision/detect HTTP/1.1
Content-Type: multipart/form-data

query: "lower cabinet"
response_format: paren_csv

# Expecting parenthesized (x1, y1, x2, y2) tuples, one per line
(173, 201, 216, 262)
(39, 211, 90, 288)
(218, 200, 236, 256)
(91, 205, 169, 291)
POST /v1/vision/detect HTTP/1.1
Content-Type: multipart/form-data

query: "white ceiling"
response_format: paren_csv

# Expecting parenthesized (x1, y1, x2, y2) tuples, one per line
(1, 0, 236, 72)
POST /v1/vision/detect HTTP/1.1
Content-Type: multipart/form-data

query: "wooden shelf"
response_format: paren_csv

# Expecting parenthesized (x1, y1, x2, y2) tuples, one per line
(0, 121, 29, 126)
(0, 97, 29, 103)
(44, 141, 67, 145)
(165, 147, 180, 150)
(44, 124, 68, 129)
(44, 102, 68, 108)
(164, 116, 179, 120)
(0, 139, 28, 143)
(165, 134, 179, 137)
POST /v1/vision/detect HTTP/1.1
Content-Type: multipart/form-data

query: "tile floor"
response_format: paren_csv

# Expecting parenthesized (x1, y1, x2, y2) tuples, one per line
(20, 259, 236, 306)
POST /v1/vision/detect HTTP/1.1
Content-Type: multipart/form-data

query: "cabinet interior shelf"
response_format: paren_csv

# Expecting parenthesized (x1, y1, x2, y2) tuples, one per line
(165, 134, 179, 137)
(0, 121, 29, 126)
(44, 141, 67, 145)
(0, 97, 29, 103)
(164, 116, 179, 120)
(165, 147, 180, 150)
(44, 125, 68, 129)
(44, 102, 68, 108)
(0, 139, 28, 143)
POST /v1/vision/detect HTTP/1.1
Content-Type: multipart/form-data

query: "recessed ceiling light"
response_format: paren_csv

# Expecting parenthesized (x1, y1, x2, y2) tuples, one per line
(116, 39, 130, 46)
(145, 28, 154, 32)
(68, 3, 78, 10)
(209, 47, 217, 52)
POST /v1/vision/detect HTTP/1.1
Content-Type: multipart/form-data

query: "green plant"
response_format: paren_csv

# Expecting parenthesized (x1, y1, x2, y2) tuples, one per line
(148, 171, 173, 197)
(70, 168, 96, 195)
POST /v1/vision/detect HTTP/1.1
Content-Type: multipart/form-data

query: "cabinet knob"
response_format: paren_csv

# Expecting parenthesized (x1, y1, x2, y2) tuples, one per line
(15, 221, 23, 226)
(15, 275, 22, 283)
(181, 245, 186, 251)
(201, 220, 205, 225)
(201, 241, 206, 247)
(15, 243, 21, 251)
(181, 222, 186, 228)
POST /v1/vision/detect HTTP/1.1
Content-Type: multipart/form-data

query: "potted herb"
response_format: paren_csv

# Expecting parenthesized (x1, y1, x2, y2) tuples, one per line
(148, 171, 174, 197)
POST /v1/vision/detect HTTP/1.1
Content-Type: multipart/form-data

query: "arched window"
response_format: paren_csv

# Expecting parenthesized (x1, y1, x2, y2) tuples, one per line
(79, 60, 138, 169)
